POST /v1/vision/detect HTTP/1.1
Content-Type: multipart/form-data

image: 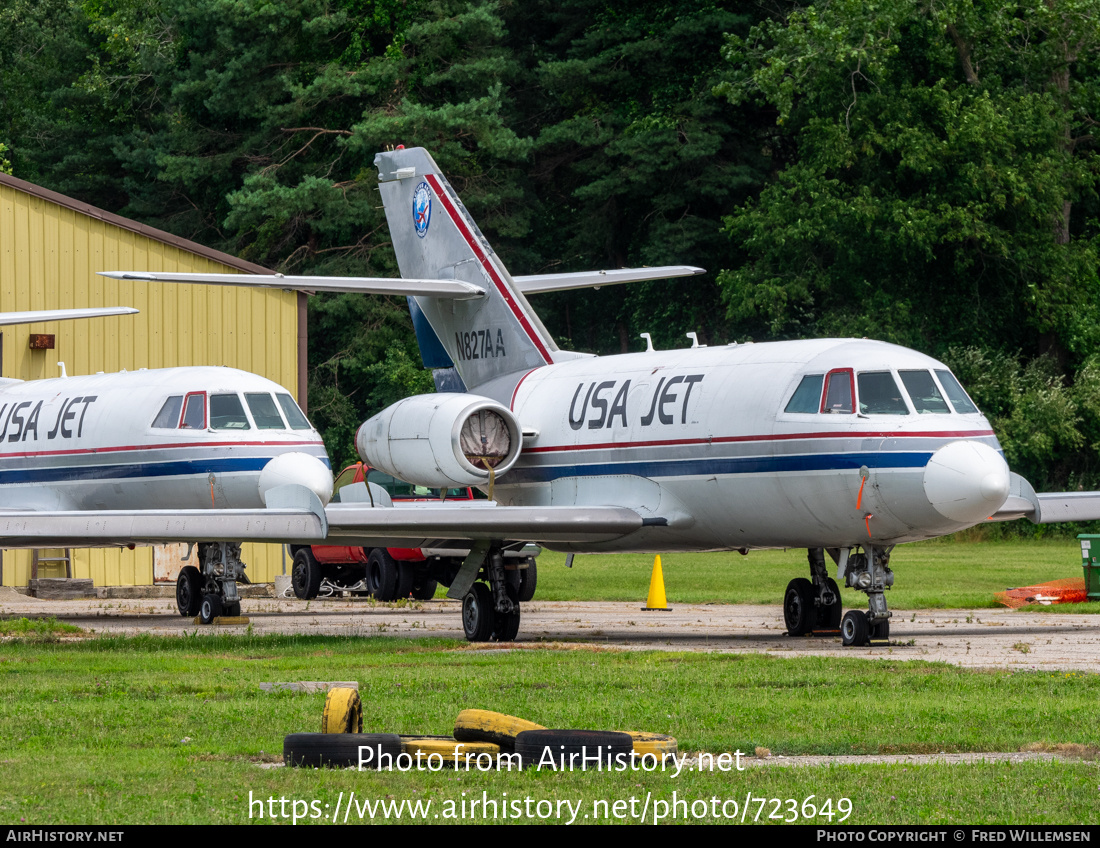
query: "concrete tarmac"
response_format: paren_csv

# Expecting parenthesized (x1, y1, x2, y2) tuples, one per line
(2, 587, 1097, 671)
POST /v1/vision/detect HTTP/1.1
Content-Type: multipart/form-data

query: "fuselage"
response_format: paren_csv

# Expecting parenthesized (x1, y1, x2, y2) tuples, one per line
(0, 366, 332, 512)
(499, 338, 1008, 552)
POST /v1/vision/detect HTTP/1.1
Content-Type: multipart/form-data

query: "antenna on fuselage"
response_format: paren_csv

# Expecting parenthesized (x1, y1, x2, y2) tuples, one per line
(57, 362, 67, 378)
(640, 333, 655, 353)
(686, 332, 706, 349)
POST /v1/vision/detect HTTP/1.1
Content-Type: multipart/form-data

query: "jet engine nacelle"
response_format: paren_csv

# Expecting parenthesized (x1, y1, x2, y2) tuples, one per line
(356, 393, 522, 488)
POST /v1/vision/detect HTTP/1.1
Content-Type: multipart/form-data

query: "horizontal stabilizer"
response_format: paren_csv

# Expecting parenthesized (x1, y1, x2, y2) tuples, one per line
(514, 265, 705, 294)
(99, 271, 485, 300)
(0, 307, 138, 326)
(323, 502, 644, 546)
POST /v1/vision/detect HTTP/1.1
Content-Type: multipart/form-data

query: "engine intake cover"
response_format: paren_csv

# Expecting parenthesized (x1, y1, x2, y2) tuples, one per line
(356, 393, 522, 488)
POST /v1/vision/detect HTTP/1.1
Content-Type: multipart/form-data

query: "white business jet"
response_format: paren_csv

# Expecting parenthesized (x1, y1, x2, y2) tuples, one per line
(103, 146, 1097, 645)
(0, 307, 333, 622)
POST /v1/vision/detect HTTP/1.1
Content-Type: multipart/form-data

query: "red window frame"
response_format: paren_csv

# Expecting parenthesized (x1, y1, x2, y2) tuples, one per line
(179, 392, 207, 429)
(820, 368, 855, 414)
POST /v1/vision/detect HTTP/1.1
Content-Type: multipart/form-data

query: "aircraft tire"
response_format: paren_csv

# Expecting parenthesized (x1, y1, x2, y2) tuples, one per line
(367, 549, 399, 601)
(517, 557, 537, 603)
(870, 618, 890, 641)
(199, 594, 223, 625)
(394, 562, 415, 600)
(514, 730, 634, 770)
(224, 600, 241, 618)
(462, 583, 495, 642)
(291, 548, 322, 600)
(176, 566, 202, 617)
(783, 578, 817, 636)
(492, 606, 521, 642)
(321, 687, 363, 734)
(841, 610, 870, 647)
(453, 709, 545, 750)
(284, 733, 402, 769)
(411, 577, 438, 600)
(820, 578, 843, 629)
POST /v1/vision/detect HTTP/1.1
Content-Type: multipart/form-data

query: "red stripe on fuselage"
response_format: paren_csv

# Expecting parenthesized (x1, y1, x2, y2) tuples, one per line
(0, 439, 325, 460)
(523, 429, 996, 454)
(424, 174, 552, 364)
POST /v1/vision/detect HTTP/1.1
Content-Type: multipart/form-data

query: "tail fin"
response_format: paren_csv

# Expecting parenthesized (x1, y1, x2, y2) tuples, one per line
(374, 148, 557, 392)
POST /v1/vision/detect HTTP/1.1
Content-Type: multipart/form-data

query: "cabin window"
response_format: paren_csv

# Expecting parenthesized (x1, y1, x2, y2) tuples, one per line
(857, 372, 909, 415)
(180, 393, 206, 429)
(821, 369, 854, 414)
(899, 370, 950, 414)
(276, 393, 313, 430)
(209, 394, 251, 430)
(784, 375, 824, 413)
(152, 396, 183, 428)
(935, 370, 979, 414)
(245, 393, 286, 429)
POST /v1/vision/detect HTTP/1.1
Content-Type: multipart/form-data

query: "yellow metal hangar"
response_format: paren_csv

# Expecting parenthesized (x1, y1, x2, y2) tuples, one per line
(0, 171, 308, 590)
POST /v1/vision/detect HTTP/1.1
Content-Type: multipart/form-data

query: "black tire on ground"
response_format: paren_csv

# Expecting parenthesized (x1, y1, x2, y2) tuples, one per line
(870, 618, 891, 641)
(819, 578, 843, 629)
(783, 577, 816, 636)
(176, 566, 202, 617)
(394, 562, 415, 600)
(841, 609, 870, 647)
(462, 583, 495, 642)
(411, 577, 438, 600)
(517, 557, 537, 603)
(492, 605, 520, 642)
(223, 600, 241, 618)
(283, 733, 403, 769)
(199, 594, 223, 625)
(514, 730, 635, 770)
(291, 548, 322, 600)
(367, 548, 399, 601)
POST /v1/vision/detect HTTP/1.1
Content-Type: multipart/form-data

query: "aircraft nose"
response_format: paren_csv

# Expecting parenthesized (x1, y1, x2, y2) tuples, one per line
(923, 440, 1009, 524)
(258, 452, 334, 507)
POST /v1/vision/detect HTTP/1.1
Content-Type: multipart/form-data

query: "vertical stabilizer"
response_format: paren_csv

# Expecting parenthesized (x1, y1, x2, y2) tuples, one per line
(375, 148, 557, 392)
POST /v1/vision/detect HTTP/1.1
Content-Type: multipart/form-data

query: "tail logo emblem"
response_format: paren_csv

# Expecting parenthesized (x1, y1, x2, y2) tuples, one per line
(413, 181, 432, 238)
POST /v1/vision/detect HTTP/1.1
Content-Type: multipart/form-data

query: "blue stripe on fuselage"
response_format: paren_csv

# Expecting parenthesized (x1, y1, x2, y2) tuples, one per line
(0, 455, 327, 485)
(507, 451, 933, 485)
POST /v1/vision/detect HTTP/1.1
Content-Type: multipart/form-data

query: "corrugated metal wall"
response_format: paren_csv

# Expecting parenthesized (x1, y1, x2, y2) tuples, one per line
(0, 179, 303, 588)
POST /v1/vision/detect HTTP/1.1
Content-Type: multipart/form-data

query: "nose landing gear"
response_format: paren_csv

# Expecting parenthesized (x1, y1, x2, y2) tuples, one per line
(785, 546, 893, 647)
(174, 541, 247, 622)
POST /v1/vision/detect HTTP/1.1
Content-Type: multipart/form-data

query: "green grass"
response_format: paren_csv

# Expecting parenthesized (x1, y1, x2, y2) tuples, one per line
(0, 634, 1097, 824)
(534, 538, 1091, 609)
(0, 616, 84, 639)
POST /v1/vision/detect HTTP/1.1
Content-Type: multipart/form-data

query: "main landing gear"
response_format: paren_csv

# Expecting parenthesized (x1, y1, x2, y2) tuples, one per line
(784, 545, 894, 647)
(175, 542, 246, 623)
(459, 545, 522, 643)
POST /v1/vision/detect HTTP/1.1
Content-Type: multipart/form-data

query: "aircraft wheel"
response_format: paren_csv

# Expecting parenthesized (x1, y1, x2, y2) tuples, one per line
(870, 618, 891, 641)
(199, 594, 223, 625)
(176, 566, 202, 617)
(841, 610, 870, 647)
(411, 577, 438, 600)
(820, 578, 843, 629)
(462, 583, 495, 642)
(783, 577, 816, 636)
(517, 557, 538, 603)
(223, 600, 241, 618)
(493, 606, 521, 642)
(367, 549, 399, 601)
(291, 548, 322, 600)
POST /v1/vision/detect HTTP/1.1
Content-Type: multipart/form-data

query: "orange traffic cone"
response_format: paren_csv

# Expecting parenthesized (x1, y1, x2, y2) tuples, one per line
(642, 555, 671, 611)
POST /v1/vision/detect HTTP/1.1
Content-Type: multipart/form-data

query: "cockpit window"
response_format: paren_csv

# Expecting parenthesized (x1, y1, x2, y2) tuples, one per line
(209, 393, 251, 429)
(276, 393, 313, 430)
(935, 370, 979, 414)
(822, 370, 854, 414)
(784, 375, 824, 414)
(899, 370, 950, 414)
(152, 396, 183, 428)
(857, 372, 909, 415)
(245, 393, 286, 429)
(180, 392, 206, 429)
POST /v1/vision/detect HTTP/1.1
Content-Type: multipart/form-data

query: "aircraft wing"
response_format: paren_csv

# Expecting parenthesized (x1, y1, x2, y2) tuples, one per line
(99, 271, 485, 300)
(0, 307, 138, 326)
(987, 473, 1100, 523)
(321, 502, 646, 547)
(513, 265, 706, 294)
